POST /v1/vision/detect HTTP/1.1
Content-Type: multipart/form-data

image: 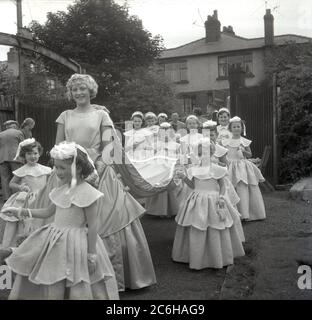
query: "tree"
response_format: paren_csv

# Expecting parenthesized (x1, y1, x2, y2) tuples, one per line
(107, 66, 179, 121)
(29, 0, 164, 102)
(264, 42, 312, 183)
(0, 63, 18, 96)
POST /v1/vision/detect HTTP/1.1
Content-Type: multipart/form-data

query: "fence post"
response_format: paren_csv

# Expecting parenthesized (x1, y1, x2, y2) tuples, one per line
(272, 73, 278, 186)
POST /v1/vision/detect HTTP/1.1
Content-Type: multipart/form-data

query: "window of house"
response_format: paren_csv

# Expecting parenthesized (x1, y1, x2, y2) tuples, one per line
(183, 96, 196, 114)
(218, 53, 253, 78)
(160, 61, 188, 83)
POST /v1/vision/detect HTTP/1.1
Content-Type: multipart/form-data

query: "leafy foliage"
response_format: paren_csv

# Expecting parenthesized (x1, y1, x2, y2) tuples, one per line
(264, 42, 312, 183)
(107, 66, 178, 121)
(29, 0, 165, 104)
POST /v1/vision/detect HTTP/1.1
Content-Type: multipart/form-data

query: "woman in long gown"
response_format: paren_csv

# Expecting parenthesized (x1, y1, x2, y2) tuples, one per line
(34, 74, 156, 292)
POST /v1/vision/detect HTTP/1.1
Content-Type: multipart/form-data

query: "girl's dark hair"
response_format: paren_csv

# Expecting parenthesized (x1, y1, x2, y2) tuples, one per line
(19, 141, 43, 159)
(75, 148, 94, 179)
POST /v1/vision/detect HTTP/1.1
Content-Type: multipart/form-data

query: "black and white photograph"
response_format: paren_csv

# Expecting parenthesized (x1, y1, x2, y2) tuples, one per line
(0, 0, 311, 305)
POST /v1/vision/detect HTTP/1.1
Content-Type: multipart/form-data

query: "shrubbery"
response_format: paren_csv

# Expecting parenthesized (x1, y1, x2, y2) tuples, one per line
(265, 42, 312, 183)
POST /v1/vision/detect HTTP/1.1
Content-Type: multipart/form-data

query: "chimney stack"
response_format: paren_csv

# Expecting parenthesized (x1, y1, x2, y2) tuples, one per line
(264, 9, 274, 46)
(205, 10, 221, 42)
(223, 25, 235, 36)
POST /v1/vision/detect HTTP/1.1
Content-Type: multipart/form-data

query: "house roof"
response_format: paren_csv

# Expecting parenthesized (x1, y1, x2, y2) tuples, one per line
(159, 33, 312, 60)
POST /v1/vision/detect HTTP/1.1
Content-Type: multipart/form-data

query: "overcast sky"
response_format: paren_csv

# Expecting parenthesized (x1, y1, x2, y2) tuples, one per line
(0, 0, 311, 61)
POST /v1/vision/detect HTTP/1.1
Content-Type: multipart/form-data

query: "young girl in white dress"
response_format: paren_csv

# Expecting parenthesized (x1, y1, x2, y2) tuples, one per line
(202, 121, 245, 242)
(157, 113, 168, 126)
(180, 115, 203, 156)
(172, 138, 245, 269)
(0, 139, 51, 248)
(1, 142, 119, 300)
(145, 122, 181, 217)
(217, 108, 232, 144)
(124, 111, 153, 161)
(222, 116, 266, 221)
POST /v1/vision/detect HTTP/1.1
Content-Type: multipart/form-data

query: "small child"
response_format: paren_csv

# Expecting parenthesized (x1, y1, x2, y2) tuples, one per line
(222, 116, 266, 221)
(216, 108, 232, 144)
(0, 138, 51, 248)
(1, 141, 119, 300)
(172, 138, 245, 270)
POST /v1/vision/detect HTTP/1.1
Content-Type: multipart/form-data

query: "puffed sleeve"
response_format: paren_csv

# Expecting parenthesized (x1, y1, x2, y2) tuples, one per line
(100, 110, 114, 127)
(55, 110, 67, 124)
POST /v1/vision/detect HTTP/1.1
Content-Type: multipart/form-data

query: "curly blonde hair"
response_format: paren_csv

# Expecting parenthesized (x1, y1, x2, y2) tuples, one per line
(66, 74, 98, 100)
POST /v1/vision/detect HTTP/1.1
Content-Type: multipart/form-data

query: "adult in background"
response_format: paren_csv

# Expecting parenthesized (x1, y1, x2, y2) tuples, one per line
(0, 120, 24, 201)
(170, 112, 186, 133)
(20, 118, 35, 139)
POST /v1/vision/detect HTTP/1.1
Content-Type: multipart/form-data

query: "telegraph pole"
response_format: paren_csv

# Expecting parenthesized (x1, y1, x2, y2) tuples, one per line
(16, 0, 23, 34)
(15, 0, 24, 120)
(16, 0, 25, 97)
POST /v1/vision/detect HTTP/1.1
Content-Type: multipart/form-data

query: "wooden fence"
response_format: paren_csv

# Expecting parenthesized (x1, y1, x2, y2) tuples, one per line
(0, 94, 15, 130)
(231, 85, 277, 185)
(17, 96, 73, 164)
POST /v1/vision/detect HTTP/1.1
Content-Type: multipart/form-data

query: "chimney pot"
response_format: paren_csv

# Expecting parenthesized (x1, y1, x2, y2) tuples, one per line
(264, 8, 274, 46)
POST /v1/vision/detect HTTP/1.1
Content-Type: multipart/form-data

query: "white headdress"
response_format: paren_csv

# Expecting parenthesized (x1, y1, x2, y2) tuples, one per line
(14, 138, 36, 160)
(229, 116, 246, 136)
(158, 113, 168, 119)
(144, 112, 157, 119)
(218, 107, 230, 115)
(50, 141, 96, 192)
(131, 111, 144, 119)
(186, 115, 198, 122)
(203, 120, 217, 128)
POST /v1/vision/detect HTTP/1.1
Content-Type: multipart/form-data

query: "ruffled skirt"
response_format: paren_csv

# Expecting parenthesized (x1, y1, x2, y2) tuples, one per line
(172, 190, 245, 269)
(228, 159, 265, 187)
(172, 225, 245, 269)
(5, 223, 119, 300)
(0, 191, 47, 245)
